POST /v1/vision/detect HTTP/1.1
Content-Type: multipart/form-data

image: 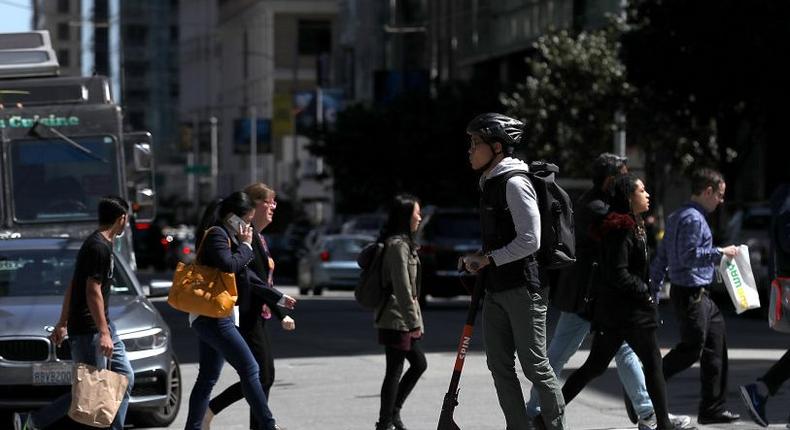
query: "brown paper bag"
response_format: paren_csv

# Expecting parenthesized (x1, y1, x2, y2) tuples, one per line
(68, 361, 129, 428)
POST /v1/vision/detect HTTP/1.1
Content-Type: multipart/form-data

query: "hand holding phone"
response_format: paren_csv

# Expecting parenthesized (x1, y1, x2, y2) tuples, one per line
(224, 214, 252, 244)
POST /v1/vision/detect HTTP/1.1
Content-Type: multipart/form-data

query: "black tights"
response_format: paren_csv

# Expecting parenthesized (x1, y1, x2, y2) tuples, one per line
(379, 341, 427, 423)
(562, 328, 672, 429)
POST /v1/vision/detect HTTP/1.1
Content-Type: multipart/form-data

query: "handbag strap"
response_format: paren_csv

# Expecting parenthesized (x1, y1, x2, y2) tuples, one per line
(195, 226, 231, 264)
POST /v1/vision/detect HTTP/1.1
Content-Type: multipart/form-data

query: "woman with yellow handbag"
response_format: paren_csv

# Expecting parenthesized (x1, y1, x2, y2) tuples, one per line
(183, 191, 280, 430)
(205, 183, 297, 429)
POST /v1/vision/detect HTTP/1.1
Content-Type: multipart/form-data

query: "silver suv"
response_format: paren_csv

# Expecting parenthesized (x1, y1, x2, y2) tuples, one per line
(0, 237, 181, 427)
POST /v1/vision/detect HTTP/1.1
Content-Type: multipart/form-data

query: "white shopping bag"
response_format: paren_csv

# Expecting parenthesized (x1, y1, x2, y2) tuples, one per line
(718, 244, 761, 314)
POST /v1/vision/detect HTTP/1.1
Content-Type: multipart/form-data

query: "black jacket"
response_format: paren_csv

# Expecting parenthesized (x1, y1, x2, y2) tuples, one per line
(239, 231, 287, 330)
(772, 185, 790, 278)
(593, 212, 657, 330)
(199, 226, 283, 327)
(550, 188, 608, 314)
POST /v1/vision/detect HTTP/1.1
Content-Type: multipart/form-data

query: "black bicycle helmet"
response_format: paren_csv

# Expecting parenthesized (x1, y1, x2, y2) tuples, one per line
(466, 113, 525, 149)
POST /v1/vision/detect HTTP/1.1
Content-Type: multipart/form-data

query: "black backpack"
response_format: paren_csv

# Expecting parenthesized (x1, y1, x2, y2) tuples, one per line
(354, 242, 389, 310)
(500, 162, 576, 270)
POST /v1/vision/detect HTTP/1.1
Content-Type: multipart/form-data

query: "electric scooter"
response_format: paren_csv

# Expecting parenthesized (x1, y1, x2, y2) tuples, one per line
(437, 269, 484, 430)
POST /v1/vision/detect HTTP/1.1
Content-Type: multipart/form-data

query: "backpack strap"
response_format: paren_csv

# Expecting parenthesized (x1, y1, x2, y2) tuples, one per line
(374, 241, 390, 323)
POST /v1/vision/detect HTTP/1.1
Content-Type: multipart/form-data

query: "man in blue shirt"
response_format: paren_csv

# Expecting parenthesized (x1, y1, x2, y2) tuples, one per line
(650, 168, 740, 425)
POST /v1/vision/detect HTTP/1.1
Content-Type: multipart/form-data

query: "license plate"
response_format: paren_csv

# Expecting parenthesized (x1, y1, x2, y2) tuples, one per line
(32, 362, 72, 386)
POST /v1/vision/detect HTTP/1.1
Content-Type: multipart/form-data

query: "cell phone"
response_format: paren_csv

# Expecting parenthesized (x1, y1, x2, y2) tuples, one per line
(223, 213, 247, 236)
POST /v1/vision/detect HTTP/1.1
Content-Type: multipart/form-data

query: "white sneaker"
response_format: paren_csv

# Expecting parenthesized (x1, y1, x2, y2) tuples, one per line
(638, 413, 692, 430)
(669, 414, 692, 429)
(13, 413, 37, 430)
(638, 413, 657, 430)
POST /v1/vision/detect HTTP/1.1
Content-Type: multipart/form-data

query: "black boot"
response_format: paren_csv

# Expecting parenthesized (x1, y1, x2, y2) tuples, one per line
(533, 414, 547, 430)
(375, 421, 394, 430)
(392, 407, 408, 430)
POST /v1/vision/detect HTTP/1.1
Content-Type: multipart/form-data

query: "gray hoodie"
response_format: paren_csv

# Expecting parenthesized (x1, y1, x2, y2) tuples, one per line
(479, 157, 541, 266)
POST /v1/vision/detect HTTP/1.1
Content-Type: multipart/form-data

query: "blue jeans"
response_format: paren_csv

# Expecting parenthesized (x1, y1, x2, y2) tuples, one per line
(526, 311, 653, 419)
(31, 322, 134, 430)
(185, 316, 276, 430)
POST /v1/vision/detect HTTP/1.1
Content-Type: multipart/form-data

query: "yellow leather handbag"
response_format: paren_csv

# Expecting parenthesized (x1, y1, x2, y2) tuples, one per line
(167, 227, 238, 318)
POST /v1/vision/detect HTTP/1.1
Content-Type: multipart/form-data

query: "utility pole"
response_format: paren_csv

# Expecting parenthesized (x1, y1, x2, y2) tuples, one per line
(614, 110, 626, 157)
(250, 106, 257, 184)
(210, 116, 218, 198)
(191, 114, 199, 212)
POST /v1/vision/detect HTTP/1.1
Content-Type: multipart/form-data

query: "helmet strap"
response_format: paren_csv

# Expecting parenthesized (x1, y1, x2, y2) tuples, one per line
(474, 142, 503, 172)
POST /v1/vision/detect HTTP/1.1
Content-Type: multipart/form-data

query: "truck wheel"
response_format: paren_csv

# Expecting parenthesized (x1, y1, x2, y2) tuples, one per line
(130, 355, 181, 427)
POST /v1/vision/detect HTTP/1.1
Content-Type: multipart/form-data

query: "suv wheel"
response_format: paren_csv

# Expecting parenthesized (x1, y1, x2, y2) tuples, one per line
(131, 355, 181, 427)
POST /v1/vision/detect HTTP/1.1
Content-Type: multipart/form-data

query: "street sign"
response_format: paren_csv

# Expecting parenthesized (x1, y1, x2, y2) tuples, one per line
(184, 164, 210, 175)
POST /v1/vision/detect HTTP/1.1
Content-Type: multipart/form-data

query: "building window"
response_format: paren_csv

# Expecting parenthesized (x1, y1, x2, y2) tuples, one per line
(298, 20, 331, 55)
(126, 89, 149, 102)
(58, 0, 69, 14)
(126, 25, 148, 46)
(170, 25, 178, 42)
(58, 49, 70, 67)
(57, 22, 70, 41)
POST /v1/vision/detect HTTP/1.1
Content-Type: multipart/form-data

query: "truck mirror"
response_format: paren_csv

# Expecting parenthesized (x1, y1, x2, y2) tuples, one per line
(133, 142, 153, 172)
(134, 186, 156, 222)
(125, 131, 156, 223)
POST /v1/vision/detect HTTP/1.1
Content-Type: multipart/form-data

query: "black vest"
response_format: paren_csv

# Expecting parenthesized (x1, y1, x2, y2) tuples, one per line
(480, 171, 541, 292)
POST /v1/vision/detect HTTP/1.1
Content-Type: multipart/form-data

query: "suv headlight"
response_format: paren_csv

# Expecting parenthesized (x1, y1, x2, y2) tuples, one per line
(120, 327, 168, 351)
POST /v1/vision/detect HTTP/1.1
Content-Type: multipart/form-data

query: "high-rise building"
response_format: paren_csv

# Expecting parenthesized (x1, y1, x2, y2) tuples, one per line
(337, 0, 429, 104)
(120, 0, 180, 162)
(178, 0, 338, 224)
(32, 0, 83, 77)
(426, 0, 622, 90)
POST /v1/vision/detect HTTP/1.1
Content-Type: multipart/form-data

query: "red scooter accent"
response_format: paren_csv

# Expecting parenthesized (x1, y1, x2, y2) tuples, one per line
(437, 274, 484, 430)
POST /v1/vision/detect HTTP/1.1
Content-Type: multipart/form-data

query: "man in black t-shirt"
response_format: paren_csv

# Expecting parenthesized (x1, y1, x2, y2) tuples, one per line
(15, 196, 134, 430)
(68, 228, 115, 336)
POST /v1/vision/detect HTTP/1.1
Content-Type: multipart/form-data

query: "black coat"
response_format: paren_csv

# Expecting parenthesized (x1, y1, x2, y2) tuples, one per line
(550, 188, 608, 314)
(772, 185, 790, 278)
(200, 226, 283, 327)
(593, 212, 657, 330)
(239, 231, 287, 331)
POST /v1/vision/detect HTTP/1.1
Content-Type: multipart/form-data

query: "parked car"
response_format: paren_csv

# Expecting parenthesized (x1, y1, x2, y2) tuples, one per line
(417, 208, 481, 303)
(341, 213, 386, 237)
(297, 234, 375, 295)
(0, 237, 181, 428)
(264, 233, 300, 284)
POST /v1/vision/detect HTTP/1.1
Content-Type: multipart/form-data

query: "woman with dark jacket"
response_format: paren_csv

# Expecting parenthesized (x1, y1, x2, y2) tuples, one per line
(184, 191, 280, 430)
(375, 194, 427, 430)
(559, 174, 686, 430)
(204, 183, 297, 429)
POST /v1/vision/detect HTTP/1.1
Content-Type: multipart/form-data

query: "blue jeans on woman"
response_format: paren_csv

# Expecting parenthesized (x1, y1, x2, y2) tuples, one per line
(185, 316, 276, 430)
(526, 311, 653, 419)
(31, 322, 134, 430)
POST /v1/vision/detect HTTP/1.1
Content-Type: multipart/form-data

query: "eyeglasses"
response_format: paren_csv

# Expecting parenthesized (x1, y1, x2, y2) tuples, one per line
(263, 199, 277, 208)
